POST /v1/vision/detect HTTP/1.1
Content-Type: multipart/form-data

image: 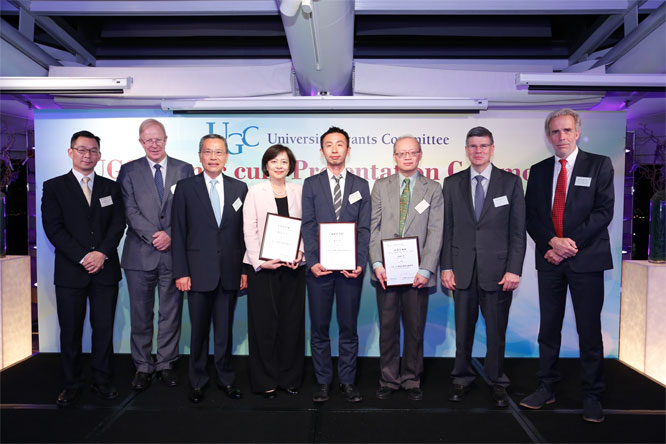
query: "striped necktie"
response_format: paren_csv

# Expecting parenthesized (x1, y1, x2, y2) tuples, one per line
(333, 175, 342, 220)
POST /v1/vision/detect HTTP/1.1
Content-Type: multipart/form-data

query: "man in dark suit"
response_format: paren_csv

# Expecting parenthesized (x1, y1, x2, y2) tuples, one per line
(42, 130, 126, 407)
(520, 109, 614, 423)
(369, 136, 443, 401)
(171, 134, 248, 404)
(301, 126, 371, 403)
(118, 119, 193, 391)
(440, 126, 526, 408)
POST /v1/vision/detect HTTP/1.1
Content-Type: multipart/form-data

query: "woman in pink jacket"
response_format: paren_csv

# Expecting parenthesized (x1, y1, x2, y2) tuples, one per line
(242, 144, 305, 398)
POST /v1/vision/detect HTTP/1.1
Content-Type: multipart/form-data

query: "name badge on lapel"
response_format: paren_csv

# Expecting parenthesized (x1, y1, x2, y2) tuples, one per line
(99, 196, 113, 207)
(415, 200, 430, 214)
(232, 198, 243, 212)
(575, 176, 592, 187)
(493, 196, 509, 207)
(348, 191, 362, 204)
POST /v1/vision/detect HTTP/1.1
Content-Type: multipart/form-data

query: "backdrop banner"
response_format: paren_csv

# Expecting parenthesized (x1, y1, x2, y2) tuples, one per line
(35, 109, 626, 358)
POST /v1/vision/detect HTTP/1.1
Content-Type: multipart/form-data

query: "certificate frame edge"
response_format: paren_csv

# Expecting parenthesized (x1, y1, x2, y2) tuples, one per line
(318, 221, 358, 271)
(258, 212, 302, 262)
(380, 236, 421, 288)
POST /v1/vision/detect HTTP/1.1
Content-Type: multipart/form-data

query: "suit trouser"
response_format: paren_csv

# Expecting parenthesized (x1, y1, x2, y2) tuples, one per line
(187, 283, 237, 389)
(125, 260, 183, 373)
(537, 262, 605, 398)
(452, 263, 512, 387)
(246, 265, 306, 392)
(306, 270, 363, 385)
(55, 282, 118, 388)
(376, 285, 429, 390)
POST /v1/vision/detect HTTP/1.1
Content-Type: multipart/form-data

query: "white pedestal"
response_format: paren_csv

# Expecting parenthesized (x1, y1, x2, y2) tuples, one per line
(619, 260, 666, 385)
(0, 255, 32, 369)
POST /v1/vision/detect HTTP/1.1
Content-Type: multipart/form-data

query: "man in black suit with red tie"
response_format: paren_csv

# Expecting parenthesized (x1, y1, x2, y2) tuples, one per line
(520, 109, 614, 423)
(42, 130, 125, 407)
(171, 134, 248, 404)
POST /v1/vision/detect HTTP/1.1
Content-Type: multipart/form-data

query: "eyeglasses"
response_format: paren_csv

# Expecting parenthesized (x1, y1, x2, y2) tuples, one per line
(467, 144, 492, 151)
(71, 146, 100, 156)
(394, 151, 421, 159)
(200, 150, 227, 157)
(140, 138, 165, 146)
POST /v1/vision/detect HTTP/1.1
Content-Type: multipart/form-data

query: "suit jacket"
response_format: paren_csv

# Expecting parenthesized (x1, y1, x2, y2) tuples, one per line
(369, 173, 443, 287)
(242, 180, 304, 271)
(118, 156, 194, 271)
(525, 149, 614, 272)
(171, 172, 248, 292)
(301, 170, 371, 271)
(440, 165, 526, 291)
(42, 171, 126, 288)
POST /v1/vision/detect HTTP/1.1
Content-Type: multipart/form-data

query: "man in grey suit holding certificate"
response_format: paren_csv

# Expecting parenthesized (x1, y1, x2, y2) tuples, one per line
(440, 126, 526, 408)
(117, 119, 193, 390)
(369, 136, 443, 401)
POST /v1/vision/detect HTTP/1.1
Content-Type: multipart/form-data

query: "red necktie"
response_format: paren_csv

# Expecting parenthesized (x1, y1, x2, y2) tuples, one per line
(552, 159, 567, 237)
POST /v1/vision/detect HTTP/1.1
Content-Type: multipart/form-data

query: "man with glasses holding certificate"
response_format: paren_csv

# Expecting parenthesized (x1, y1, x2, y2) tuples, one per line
(117, 119, 193, 391)
(440, 127, 526, 408)
(301, 126, 371, 403)
(369, 136, 443, 401)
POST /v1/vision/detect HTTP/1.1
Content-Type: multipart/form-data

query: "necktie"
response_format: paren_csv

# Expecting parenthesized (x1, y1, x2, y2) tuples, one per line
(333, 176, 342, 221)
(474, 175, 484, 221)
(552, 159, 567, 237)
(154, 164, 164, 203)
(209, 179, 221, 226)
(399, 178, 410, 235)
(81, 177, 92, 206)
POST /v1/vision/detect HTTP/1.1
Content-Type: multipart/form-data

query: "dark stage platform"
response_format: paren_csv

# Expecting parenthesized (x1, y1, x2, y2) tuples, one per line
(1, 354, 664, 443)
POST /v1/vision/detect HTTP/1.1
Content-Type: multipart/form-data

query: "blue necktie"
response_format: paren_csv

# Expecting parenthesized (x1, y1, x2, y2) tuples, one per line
(474, 175, 485, 221)
(154, 164, 164, 203)
(210, 179, 221, 226)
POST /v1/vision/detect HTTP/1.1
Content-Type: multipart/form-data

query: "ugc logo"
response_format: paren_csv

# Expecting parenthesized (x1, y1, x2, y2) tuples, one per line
(206, 121, 259, 155)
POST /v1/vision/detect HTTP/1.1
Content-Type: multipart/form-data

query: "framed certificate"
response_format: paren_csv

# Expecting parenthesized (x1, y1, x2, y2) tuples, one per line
(259, 213, 302, 262)
(319, 222, 357, 271)
(381, 236, 421, 287)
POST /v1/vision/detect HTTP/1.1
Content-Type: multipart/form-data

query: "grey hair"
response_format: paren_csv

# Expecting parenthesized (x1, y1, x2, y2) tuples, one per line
(544, 109, 581, 135)
(138, 118, 167, 136)
(198, 134, 228, 152)
(393, 136, 422, 153)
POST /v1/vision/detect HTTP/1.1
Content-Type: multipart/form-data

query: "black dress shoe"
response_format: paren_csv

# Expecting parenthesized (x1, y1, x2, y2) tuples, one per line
(312, 384, 331, 402)
(340, 383, 363, 403)
(406, 387, 423, 401)
(131, 371, 152, 390)
(91, 382, 119, 400)
(263, 389, 277, 399)
(189, 387, 205, 403)
(492, 385, 509, 408)
(281, 386, 300, 395)
(448, 384, 469, 402)
(218, 384, 243, 399)
(376, 386, 395, 400)
(56, 388, 80, 407)
(156, 369, 178, 387)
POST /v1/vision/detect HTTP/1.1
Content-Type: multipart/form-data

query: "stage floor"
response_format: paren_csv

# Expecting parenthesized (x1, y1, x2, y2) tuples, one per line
(1, 354, 664, 443)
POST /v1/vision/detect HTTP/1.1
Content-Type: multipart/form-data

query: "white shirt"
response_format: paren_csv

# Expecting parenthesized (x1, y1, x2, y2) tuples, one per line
(470, 163, 492, 207)
(146, 156, 167, 186)
(326, 168, 347, 202)
(551, 147, 579, 207)
(204, 172, 224, 219)
(71, 169, 95, 194)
